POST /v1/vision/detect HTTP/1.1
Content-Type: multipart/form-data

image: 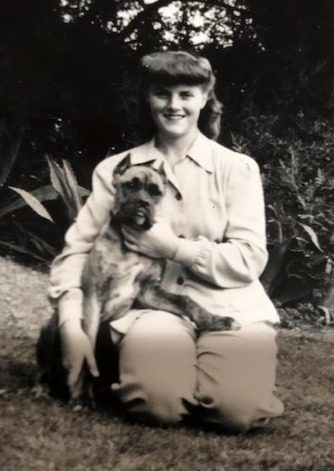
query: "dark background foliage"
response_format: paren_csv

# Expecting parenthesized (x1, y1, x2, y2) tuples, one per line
(0, 0, 333, 313)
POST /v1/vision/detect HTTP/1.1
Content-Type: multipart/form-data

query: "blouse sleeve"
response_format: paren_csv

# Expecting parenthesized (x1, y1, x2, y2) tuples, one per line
(48, 158, 116, 311)
(173, 156, 268, 288)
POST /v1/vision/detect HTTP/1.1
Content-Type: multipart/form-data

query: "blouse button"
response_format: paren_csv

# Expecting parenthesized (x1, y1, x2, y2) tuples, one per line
(176, 276, 184, 285)
(175, 193, 182, 201)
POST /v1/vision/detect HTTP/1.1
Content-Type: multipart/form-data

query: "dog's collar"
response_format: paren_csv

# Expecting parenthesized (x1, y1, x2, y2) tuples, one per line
(129, 132, 214, 173)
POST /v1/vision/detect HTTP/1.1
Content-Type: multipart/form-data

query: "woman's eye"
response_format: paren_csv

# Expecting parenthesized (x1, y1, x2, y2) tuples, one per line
(155, 91, 168, 98)
(180, 92, 193, 99)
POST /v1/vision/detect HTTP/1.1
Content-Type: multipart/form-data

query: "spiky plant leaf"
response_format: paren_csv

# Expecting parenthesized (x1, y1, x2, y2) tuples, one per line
(46, 157, 73, 208)
(0, 185, 89, 219)
(62, 159, 83, 216)
(8, 187, 54, 223)
(298, 222, 323, 252)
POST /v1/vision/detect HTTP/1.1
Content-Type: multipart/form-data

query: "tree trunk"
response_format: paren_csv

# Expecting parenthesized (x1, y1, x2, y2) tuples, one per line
(0, 117, 25, 187)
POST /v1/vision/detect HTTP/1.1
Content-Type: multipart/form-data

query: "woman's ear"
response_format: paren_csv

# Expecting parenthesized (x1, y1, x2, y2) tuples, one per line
(200, 89, 210, 109)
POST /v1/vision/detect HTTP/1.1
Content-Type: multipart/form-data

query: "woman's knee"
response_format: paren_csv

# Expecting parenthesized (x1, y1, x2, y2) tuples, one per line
(115, 380, 190, 425)
(198, 389, 284, 432)
(115, 310, 196, 424)
(216, 398, 269, 432)
(196, 323, 283, 431)
(140, 390, 187, 425)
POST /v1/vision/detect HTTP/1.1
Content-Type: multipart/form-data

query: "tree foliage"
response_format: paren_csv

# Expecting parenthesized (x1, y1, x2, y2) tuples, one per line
(1, 0, 332, 178)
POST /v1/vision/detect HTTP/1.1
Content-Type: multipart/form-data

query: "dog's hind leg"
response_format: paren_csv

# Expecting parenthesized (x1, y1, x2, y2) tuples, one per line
(137, 283, 240, 332)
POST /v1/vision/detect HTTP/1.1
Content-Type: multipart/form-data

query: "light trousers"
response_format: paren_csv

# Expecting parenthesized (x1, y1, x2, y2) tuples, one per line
(111, 310, 284, 432)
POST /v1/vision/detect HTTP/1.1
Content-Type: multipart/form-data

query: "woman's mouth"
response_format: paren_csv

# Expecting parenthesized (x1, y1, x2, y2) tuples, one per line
(163, 114, 185, 121)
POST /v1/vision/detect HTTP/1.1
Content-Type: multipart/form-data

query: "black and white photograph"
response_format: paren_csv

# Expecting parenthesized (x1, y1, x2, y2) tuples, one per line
(0, 1, 333, 469)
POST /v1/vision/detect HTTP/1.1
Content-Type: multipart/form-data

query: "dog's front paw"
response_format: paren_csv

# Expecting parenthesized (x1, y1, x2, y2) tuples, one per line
(202, 315, 241, 332)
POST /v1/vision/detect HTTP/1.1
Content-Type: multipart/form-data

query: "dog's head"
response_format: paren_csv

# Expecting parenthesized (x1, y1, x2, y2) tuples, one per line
(112, 154, 166, 231)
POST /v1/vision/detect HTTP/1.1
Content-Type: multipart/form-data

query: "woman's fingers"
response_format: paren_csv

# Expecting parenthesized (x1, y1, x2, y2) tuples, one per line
(67, 361, 83, 394)
(85, 346, 99, 378)
(122, 227, 138, 242)
(123, 239, 138, 252)
(122, 228, 141, 251)
(61, 324, 100, 398)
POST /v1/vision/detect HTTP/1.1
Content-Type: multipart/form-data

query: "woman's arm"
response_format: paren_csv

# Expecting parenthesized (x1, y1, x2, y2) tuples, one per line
(48, 157, 116, 324)
(173, 157, 268, 288)
(47, 156, 120, 391)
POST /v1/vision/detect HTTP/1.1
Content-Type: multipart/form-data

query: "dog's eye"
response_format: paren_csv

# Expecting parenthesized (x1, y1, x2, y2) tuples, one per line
(125, 178, 140, 190)
(148, 184, 162, 197)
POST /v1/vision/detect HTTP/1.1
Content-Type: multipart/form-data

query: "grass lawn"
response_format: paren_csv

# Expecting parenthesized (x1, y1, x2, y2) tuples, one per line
(1, 256, 334, 470)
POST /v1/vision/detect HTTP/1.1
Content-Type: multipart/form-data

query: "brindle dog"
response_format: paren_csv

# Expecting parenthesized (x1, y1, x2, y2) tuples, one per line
(37, 155, 239, 402)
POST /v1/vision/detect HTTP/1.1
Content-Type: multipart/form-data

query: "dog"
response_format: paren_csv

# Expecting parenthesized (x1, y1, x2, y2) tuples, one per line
(37, 155, 239, 403)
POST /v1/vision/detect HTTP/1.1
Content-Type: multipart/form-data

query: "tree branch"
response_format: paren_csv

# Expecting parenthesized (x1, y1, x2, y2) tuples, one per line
(117, 0, 247, 41)
(117, 0, 178, 41)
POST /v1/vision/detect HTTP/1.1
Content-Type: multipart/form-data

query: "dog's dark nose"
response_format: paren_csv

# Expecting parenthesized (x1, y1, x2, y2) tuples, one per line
(139, 199, 150, 207)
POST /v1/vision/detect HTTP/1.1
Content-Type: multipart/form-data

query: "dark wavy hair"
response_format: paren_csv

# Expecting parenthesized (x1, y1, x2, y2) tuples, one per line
(137, 51, 223, 141)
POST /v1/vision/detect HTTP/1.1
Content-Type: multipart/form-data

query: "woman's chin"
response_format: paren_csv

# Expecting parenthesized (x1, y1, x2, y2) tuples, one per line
(159, 125, 194, 139)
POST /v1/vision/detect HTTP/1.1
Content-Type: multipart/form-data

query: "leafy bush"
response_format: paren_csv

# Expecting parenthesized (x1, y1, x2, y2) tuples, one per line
(0, 158, 89, 263)
(231, 112, 334, 318)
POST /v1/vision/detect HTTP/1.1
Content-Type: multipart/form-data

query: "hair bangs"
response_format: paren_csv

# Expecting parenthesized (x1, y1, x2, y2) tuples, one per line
(140, 51, 213, 88)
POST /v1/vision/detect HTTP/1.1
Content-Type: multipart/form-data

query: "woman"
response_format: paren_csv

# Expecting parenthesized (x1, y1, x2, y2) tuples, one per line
(48, 50, 284, 432)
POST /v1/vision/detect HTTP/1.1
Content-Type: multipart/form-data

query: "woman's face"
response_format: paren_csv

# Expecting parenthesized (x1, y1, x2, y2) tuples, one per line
(146, 83, 208, 139)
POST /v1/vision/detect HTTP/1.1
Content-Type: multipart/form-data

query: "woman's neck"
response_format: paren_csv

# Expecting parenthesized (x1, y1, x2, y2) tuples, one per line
(155, 129, 199, 167)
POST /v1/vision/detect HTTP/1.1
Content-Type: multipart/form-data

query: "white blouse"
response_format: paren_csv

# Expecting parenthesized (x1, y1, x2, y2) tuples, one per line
(49, 132, 279, 329)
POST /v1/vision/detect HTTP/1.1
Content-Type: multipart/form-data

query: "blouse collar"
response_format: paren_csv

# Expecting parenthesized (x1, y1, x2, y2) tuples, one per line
(129, 132, 214, 173)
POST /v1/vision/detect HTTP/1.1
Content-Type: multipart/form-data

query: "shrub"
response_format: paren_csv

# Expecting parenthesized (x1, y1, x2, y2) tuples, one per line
(231, 112, 334, 316)
(0, 158, 89, 263)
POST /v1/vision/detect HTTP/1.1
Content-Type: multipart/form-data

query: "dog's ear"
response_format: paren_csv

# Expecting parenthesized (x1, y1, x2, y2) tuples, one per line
(114, 154, 131, 178)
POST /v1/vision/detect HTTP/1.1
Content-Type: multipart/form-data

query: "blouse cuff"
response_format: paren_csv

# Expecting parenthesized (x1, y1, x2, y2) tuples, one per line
(172, 238, 205, 268)
(57, 288, 84, 327)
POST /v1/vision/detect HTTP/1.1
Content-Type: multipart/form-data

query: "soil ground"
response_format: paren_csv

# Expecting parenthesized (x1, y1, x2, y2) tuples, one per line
(1, 256, 334, 471)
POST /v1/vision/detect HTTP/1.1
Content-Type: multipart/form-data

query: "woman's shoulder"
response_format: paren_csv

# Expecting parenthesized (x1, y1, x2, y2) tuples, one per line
(210, 139, 260, 174)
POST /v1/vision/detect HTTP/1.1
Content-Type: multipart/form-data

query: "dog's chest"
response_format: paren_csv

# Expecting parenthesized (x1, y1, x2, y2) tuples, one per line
(85, 226, 158, 288)
(90, 231, 141, 275)
(84, 229, 160, 321)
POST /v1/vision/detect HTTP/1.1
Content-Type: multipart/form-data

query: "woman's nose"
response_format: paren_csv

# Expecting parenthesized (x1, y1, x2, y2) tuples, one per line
(167, 94, 181, 109)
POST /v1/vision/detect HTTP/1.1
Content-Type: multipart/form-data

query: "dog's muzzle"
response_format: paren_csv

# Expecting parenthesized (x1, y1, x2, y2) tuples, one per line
(118, 201, 153, 230)
(132, 206, 149, 227)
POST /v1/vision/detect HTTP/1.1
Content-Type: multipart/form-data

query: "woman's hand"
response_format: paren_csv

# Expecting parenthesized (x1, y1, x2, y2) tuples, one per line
(60, 319, 99, 396)
(122, 217, 180, 259)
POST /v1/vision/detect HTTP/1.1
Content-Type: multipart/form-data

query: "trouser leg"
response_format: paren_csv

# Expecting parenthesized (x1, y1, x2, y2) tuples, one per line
(112, 310, 197, 425)
(36, 310, 69, 401)
(195, 321, 284, 432)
